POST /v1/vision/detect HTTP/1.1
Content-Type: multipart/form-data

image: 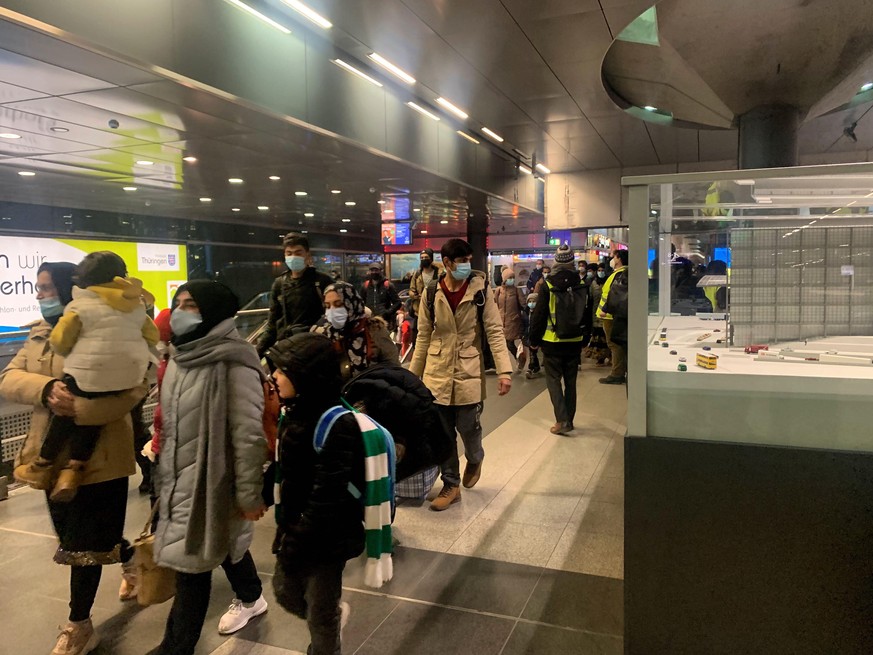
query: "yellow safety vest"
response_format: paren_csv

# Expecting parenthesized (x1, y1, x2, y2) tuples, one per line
(543, 280, 584, 344)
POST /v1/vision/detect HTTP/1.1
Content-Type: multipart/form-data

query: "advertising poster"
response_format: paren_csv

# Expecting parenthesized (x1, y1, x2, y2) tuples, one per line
(0, 236, 187, 331)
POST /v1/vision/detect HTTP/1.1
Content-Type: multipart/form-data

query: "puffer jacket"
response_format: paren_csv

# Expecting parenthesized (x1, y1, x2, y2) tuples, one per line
(493, 284, 526, 342)
(409, 271, 513, 405)
(154, 318, 266, 574)
(0, 321, 146, 485)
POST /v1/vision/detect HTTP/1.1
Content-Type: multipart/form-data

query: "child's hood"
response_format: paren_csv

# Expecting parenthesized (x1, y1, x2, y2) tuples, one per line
(87, 276, 147, 312)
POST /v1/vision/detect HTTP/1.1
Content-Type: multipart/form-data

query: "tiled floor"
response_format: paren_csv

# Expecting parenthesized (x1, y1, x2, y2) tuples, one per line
(0, 361, 626, 655)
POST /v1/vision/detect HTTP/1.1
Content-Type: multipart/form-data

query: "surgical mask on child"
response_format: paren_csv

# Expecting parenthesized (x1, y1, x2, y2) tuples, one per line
(285, 255, 306, 272)
(505, 278, 515, 286)
(38, 297, 63, 319)
(451, 262, 471, 280)
(326, 307, 348, 330)
(528, 302, 536, 310)
(170, 309, 202, 336)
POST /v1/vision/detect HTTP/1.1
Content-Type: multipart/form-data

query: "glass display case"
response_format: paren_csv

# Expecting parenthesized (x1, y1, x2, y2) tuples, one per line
(625, 163, 873, 452)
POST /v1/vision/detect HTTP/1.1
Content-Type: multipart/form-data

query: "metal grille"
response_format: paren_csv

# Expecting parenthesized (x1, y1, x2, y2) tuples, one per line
(1, 434, 27, 463)
(142, 402, 157, 426)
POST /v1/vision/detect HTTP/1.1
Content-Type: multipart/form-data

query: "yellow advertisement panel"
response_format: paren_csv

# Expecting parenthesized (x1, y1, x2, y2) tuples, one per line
(0, 236, 187, 330)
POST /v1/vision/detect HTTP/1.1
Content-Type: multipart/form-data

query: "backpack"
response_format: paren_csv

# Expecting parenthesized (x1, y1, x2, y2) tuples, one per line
(363, 279, 391, 291)
(425, 277, 486, 331)
(602, 270, 628, 319)
(548, 280, 589, 339)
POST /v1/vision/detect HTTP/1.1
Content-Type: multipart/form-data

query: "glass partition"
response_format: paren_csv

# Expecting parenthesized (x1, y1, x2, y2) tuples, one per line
(625, 163, 873, 452)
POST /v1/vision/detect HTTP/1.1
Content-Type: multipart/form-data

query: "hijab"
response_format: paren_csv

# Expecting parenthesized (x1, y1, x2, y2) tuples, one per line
(37, 262, 76, 326)
(311, 281, 371, 375)
(171, 280, 240, 346)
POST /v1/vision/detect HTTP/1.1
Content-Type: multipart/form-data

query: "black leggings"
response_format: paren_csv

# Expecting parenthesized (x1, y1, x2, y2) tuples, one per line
(68, 541, 133, 622)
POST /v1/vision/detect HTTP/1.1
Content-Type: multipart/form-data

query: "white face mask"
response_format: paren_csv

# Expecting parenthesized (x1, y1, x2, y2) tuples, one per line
(325, 306, 348, 330)
(612, 258, 621, 269)
(170, 308, 202, 336)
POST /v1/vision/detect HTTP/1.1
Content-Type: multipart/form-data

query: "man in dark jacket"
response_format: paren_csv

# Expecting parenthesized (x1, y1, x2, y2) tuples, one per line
(526, 258, 546, 293)
(360, 263, 401, 327)
(267, 333, 364, 655)
(529, 245, 588, 435)
(257, 234, 334, 357)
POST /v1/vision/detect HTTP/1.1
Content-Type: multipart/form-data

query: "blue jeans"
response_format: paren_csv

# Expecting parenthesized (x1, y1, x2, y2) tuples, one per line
(437, 403, 484, 487)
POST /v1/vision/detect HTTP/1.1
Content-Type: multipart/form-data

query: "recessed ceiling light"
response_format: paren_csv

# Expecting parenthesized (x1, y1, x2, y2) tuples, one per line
(420, 230, 428, 234)
(536, 163, 551, 174)
(295, 191, 307, 196)
(229, 178, 244, 184)
(440, 220, 449, 224)
(413, 208, 421, 212)
(304, 212, 314, 217)
(122, 185, 137, 190)
(301, 230, 308, 233)
(862, 82, 873, 92)
(736, 179, 756, 186)
(384, 209, 394, 214)
(345, 201, 356, 206)
(367, 52, 416, 84)
(232, 207, 241, 212)
(407, 102, 440, 121)
(643, 105, 658, 112)
(279, 0, 332, 28)
(436, 97, 469, 120)
(377, 200, 386, 204)
(0, 133, 21, 139)
(519, 164, 532, 175)
(50, 126, 69, 133)
(481, 127, 504, 142)
(18, 171, 35, 177)
(183, 156, 197, 163)
(225, 0, 292, 33)
(339, 228, 348, 233)
(200, 197, 212, 202)
(136, 160, 154, 166)
(269, 175, 281, 181)
(456, 130, 480, 144)
(331, 59, 383, 87)
(342, 218, 351, 223)
(331, 189, 342, 194)
(258, 205, 269, 211)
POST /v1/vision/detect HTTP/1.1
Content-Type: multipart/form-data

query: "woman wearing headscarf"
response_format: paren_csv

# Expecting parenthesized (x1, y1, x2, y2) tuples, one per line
(493, 266, 528, 372)
(153, 281, 268, 655)
(310, 281, 399, 380)
(0, 262, 149, 655)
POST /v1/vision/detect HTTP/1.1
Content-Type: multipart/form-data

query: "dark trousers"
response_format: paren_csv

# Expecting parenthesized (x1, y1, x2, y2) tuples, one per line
(40, 375, 118, 463)
(544, 352, 580, 426)
(68, 539, 134, 622)
(273, 557, 345, 655)
(158, 551, 262, 655)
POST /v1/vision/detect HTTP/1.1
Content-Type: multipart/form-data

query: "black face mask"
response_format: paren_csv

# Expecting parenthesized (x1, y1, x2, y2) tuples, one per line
(369, 272, 381, 280)
(420, 259, 432, 270)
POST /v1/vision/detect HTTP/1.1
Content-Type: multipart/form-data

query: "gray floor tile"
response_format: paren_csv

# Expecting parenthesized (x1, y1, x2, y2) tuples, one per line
(354, 602, 515, 655)
(589, 475, 623, 505)
(407, 553, 542, 617)
(343, 546, 443, 597)
(501, 622, 623, 655)
(521, 569, 623, 636)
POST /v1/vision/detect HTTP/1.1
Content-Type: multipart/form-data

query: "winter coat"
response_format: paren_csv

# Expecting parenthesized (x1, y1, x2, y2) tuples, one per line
(53, 278, 159, 392)
(527, 268, 544, 292)
(0, 321, 146, 486)
(258, 267, 334, 356)
(275, 405, 365, 564)
(409, 271, 513, 406)
(361, 277, 401, 321)
(408, 263, 444, 311)
(154, 318, 266, 574)
(493, 284, 526, 342)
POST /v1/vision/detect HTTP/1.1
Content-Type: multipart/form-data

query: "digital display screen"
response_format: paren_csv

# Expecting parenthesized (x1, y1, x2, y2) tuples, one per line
(713, 247, 731, 267)
(381, 222, 411, 246)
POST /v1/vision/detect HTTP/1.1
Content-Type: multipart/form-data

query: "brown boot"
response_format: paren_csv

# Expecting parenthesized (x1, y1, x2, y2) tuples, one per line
(429, 484, 461, 511)
(462, 461, 482, 489)
(550, 423, 569, 436)
(118, 559, 138, 601)
(50, 461, 86, 503)
(13, 457, 53, 490)
(51, 618, 99, 655)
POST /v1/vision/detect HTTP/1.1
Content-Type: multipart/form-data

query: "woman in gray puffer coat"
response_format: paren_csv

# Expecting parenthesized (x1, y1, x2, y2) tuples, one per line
(154, 281, 268, 655)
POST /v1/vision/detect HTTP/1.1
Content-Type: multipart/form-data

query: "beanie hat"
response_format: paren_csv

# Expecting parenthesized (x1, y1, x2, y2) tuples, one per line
(501, 266, 515, 276)
(527, 292, 539, 303)
(267, 332, 342, 404)
(554, 244, 575, 265)
(420, 248, 434, 259)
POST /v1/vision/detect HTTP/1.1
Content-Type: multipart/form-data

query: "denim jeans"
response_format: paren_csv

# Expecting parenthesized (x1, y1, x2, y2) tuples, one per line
(436, 403, 484, 487)
(273, 557, 345, 655)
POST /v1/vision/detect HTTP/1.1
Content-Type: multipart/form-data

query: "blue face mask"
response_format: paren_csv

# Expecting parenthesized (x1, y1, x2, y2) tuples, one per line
(39, 297, 63, 319)
(325, 307, 348, 330)
(170, 308, 203, 336)
(451, 262, 471, 281)
(597, 271, 606, 279)
(528, 302, 536, 310)
(285, 255, 306, 273)
(505, 278, 515, 287)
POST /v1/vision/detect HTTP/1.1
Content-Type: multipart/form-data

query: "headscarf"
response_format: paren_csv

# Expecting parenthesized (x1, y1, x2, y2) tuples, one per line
(266, 333, 341, 412)
(171, 280, 240, 346)
(37, 262, 76, 326)
(311, 281, 370, 375)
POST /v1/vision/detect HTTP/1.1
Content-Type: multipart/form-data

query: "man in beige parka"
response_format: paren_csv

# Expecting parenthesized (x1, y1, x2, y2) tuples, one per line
(410, 238, 513, 511)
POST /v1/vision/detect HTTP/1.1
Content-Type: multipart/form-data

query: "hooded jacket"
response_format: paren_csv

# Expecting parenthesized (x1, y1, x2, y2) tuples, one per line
(154, 318, 266, 574)
(529, 267, 586, 354)
(493, 284, 527, 342)
(52, 276, 159, 392)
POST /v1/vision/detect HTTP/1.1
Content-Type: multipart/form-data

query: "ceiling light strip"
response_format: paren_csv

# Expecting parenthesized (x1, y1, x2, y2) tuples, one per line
(456, 130, 480, 145)
(407, 102, 440, 121)
(519, 165, 532, 175)
(535, 163, 551, 174)
(481, 126, 504, 143)
(332, 59, 383, 87)
(279, 0, 332, 28)
(436, 97, 469, 120)
(368, 53, 416, 84)
(225, 0, 291, 34)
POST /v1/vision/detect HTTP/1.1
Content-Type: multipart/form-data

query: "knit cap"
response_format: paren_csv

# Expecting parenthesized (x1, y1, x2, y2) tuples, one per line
(554, 244, 575, 265)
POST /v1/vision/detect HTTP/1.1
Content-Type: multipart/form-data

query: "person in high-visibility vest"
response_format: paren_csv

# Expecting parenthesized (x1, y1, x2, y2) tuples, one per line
(598, 250, 629, 384)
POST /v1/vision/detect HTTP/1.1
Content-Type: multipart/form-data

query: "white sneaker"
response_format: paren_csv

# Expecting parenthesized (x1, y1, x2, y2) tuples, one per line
(218, 595, 268, 635)
(340, 600, 351, 637)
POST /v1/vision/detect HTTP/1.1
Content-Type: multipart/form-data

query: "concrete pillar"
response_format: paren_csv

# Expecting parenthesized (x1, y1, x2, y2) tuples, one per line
(738, 105, 801, 169)
(466, 192, 490, 274)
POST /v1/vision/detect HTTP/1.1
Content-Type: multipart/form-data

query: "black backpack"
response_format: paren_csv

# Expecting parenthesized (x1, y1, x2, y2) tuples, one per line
(602, 270, 628, 319)
(548, 281, 589, 339)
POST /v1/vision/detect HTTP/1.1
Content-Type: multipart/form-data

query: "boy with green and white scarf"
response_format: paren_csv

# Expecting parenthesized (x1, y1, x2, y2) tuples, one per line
(267, 333, 393, 655)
